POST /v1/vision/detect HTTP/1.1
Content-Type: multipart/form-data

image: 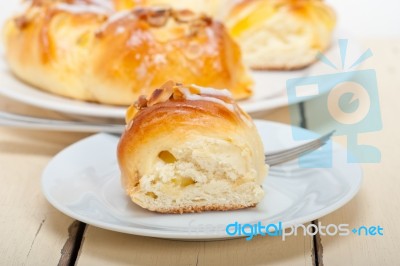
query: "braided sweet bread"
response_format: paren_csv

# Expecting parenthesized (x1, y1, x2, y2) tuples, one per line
(3, 0, 253, 105)
(114, 0, 336, 70)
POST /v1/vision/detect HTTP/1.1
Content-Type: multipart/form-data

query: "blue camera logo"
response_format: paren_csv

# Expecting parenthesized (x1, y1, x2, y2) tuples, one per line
(287, 39, 382, 167)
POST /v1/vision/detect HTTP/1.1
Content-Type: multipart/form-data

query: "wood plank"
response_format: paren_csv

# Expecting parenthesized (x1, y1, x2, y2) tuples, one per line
(304, 40, 400, 265)
(0, 128, 87, 265)
(78, 226, 313, 266)
(0, 96, 90, 265)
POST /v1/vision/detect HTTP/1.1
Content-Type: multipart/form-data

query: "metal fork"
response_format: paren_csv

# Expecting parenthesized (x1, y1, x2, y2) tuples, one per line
(265, 131, 335, 166)
(0, 111, 334, 166)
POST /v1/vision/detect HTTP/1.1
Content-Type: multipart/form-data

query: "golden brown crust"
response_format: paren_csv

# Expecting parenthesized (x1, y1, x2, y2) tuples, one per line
(113, 0, 139, 11)
(90, 9, 252, 103)
(142, 203, 257, 214)
(3, 1, 109, 101)
(117, 82, 251, 190)
(4, 1, 253, 105)
(226, 0, 336, 37)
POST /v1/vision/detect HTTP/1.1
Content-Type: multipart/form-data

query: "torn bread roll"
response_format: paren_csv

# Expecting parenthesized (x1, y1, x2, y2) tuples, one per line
(225, 0, 336, 70)
(3, 0, 253, 105)
(117, 81, 268, 214)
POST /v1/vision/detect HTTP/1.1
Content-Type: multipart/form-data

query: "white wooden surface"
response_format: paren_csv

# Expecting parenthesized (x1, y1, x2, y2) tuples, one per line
(78, 227, 312, 266)
(0, 96, 91, 265)
(304, 40, 400, 265)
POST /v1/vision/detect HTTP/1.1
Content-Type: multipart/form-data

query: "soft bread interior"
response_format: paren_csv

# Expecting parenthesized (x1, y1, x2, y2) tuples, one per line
(226, 1, 335, 70)
(129, 137, 267, 213)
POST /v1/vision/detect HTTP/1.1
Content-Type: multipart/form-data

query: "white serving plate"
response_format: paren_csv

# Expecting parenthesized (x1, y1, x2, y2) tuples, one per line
(41, 120, 362, 240)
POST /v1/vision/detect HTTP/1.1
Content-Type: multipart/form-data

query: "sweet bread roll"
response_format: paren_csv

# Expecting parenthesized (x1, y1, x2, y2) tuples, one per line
(117, 81, 268, 213)
(3, 0, 253, 105)
(225, 0, 336, 70)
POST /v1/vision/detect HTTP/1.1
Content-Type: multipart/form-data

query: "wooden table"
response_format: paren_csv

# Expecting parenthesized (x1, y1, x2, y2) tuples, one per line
(1, 39, 399, 265)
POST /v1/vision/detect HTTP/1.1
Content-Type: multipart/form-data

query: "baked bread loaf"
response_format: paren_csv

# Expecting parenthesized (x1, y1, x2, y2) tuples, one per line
(3, 0, 253, 105)
(115, 0, 336, 70)
(224, 0, 336, 70)
(117, 81, 268, 213)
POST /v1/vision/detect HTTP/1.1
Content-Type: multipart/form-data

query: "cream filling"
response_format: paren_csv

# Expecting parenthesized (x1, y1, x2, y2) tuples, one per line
(138, 138, 259, 200)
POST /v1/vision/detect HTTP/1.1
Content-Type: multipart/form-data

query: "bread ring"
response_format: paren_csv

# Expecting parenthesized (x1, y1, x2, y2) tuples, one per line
(117, 81, 268, 213)
(114, 0, 336, 70)
(3, 0, 253, 105)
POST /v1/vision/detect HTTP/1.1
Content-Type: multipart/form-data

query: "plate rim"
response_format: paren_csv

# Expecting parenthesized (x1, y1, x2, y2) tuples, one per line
(41, 120, 363, 240)
(0, 69, 290, 118)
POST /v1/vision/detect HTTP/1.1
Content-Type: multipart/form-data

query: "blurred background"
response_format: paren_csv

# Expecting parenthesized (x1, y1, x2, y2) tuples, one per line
(1, 1, 399, 38)
(326, 0, 400, 38)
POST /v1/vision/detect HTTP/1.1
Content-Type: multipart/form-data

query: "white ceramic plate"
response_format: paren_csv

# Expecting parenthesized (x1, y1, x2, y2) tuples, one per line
(41, 120, 362, 240)
(0, 38, 355, 118)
